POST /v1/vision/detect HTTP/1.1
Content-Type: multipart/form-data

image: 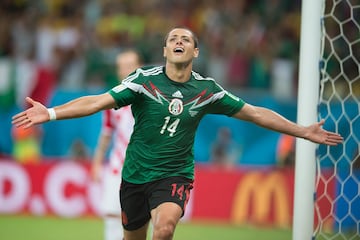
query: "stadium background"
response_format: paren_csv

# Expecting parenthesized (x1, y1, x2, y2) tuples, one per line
(0, 0, 302, 164)
(1, 0, 355, 237)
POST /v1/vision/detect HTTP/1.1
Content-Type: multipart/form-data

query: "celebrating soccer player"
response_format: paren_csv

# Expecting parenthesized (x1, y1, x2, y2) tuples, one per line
(12, 27, 343, 240)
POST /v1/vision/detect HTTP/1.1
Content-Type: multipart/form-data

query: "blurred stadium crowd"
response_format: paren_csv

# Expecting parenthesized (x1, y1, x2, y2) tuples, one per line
(0, 0, 303, 164)
(0, 0, 302, 110)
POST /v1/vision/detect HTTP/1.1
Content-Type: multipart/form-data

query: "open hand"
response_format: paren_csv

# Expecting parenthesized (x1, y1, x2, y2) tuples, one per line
(305, 119, 343, 145)
(12, 97, 49, 129)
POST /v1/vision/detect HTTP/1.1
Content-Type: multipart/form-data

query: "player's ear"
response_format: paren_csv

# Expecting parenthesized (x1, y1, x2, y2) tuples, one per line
(163, 46, 167, 58)
(193, 48, 199, 58)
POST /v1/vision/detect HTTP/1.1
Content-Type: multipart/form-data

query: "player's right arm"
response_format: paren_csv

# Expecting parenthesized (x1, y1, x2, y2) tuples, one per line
(12, 93, 116, 129)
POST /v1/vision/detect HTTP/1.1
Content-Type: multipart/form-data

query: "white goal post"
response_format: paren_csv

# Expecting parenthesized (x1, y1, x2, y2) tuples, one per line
(292, 0, 322, 239)
(293, 0, 360, 240)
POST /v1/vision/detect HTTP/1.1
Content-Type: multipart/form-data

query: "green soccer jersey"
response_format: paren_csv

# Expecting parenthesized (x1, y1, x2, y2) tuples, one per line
(108, 66, 245, 184)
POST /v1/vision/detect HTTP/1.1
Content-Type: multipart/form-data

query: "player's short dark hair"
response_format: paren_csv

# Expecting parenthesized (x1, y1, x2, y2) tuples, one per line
(164, 27, 199, 48)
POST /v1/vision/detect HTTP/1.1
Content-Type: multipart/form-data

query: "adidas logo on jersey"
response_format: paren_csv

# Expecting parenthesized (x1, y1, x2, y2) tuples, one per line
(172, 90, 183, 98)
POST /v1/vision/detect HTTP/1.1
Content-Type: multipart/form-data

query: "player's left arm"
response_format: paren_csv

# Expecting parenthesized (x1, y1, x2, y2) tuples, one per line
(232, 103, 343, 146)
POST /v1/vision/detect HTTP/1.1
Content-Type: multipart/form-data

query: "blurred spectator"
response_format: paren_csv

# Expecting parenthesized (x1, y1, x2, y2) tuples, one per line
(28, 63, 57, 107)
(206, 38, 227, 86)
(11, 125, 41, 164)
(0, 58, 16, 109)
(248, 48, 271, 89)
(35, 15, 58, 66)
(69, 138, 90, 162)
(11, 8, 37, 60)
(210, 127, 242, 168)
(54, 6, 86, 90)
(271, 58, 296, 101)
(14, 56, 38, 108)
(276, 134, 295, 167)
(226, 46, 250, 88)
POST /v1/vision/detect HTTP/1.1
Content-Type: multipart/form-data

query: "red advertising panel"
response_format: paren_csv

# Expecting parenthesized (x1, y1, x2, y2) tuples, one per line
(0, 160, 101, 217)
(0, 160, 334, 228)
(192, 165, 296, 227)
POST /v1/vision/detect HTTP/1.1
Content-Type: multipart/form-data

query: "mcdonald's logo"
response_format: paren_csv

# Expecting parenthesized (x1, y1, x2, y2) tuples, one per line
(231, 171, 291, 227)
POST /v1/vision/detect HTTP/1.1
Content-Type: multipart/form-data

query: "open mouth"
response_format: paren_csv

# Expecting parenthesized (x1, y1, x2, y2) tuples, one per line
(174, 47, 184, 53)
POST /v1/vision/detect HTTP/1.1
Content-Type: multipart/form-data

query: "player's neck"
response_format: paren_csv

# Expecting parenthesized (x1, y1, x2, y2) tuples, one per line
(165, 62, 192, 83)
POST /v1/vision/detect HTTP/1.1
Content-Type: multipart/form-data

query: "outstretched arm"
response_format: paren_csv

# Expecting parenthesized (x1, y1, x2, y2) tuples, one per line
(12, 93, 116, 129)
(233, 103, 343, 146)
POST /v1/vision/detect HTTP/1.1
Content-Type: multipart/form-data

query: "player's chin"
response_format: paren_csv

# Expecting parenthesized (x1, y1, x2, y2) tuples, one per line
(170, 56, 185, 62)
(172, 57, 193, 66)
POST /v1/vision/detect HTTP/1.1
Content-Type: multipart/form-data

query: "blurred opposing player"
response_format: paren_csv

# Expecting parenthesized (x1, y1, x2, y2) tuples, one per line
(91, 49, 142, 240)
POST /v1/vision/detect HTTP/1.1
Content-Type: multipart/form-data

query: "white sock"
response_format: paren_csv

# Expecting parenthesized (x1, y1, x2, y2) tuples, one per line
(104, 217, 123, 240)
(148, 222, 153, 238)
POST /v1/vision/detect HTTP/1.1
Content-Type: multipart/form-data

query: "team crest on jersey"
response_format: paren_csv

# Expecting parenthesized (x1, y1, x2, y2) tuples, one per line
(168, 98, 183, 115)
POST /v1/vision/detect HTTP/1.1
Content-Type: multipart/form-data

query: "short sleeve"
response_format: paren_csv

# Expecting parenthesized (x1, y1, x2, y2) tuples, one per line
(108, 83, 137, 108)
(209, 90, 245, 116)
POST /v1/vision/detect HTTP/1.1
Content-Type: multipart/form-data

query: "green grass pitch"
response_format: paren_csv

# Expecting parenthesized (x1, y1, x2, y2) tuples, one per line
(0, 215, 292, 240)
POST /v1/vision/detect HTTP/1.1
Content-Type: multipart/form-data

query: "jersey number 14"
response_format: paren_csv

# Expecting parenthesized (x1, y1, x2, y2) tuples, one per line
(160, 116, 180, 137)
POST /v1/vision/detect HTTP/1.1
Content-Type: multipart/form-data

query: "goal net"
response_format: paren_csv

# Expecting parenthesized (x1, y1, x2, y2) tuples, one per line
(314, 0, 360, 239)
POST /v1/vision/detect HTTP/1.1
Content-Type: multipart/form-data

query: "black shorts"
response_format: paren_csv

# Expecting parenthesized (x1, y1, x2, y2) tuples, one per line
(120, 176, 194, 231)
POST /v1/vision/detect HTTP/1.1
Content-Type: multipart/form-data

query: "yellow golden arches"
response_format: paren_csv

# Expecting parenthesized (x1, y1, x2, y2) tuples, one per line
(231, 171, 290, 227)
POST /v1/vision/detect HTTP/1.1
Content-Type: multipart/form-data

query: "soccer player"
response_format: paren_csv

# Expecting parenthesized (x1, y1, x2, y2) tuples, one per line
(91, 49, 142, 240)
(12, 27, 343, 240)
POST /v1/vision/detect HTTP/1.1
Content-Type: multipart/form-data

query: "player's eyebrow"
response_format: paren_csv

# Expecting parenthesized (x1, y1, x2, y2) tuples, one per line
(168, 34, 192, 41)
(169, 34, 187, 38)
